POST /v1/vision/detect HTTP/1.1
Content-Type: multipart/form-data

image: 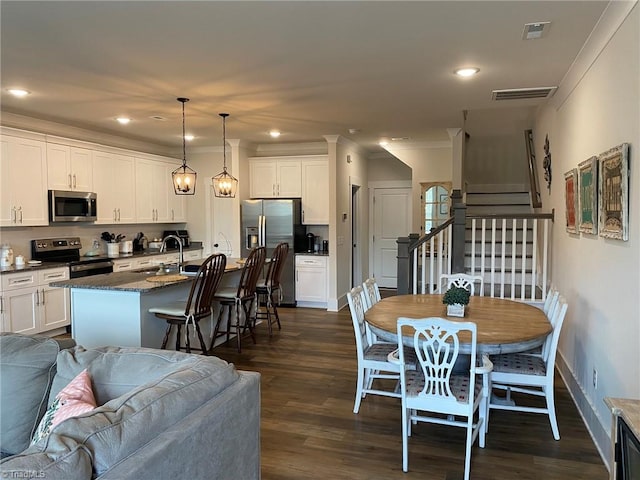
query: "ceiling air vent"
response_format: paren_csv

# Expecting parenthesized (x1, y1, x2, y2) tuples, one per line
(492, 86, 557, 101)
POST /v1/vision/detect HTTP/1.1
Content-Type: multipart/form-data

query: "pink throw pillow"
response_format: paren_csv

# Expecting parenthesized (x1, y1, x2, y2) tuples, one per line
(31, 369, 97, 444)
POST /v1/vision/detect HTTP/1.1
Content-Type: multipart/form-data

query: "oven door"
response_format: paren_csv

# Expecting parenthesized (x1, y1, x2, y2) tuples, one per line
(70, 261, 113, 278)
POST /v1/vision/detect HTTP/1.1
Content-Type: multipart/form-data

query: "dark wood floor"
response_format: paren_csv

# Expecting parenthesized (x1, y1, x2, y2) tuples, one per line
(210, 305, 608, 480)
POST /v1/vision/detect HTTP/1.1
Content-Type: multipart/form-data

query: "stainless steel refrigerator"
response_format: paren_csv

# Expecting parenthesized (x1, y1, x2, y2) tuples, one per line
(241, 199, 306, 305)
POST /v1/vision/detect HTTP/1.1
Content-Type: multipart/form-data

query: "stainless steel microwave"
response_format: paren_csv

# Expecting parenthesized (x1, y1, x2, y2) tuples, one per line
(48, 190, 97, 222)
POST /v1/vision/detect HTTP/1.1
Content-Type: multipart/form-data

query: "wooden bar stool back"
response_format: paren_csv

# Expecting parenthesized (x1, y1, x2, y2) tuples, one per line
(149, 253, 227, 355)
(256, 242, 289, 335)
(211, 247, 266, 352)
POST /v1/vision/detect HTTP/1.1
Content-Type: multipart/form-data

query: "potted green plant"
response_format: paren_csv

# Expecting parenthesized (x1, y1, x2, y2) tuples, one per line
(442, 286, 470, 317)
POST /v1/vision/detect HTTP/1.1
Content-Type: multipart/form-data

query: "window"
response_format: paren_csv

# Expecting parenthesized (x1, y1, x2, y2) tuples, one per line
(421, 182, 452, 233)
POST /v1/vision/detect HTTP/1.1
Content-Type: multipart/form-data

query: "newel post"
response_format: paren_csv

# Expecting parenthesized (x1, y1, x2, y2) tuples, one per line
(451, 189, 466, 274)
(397, 233, 419, 295)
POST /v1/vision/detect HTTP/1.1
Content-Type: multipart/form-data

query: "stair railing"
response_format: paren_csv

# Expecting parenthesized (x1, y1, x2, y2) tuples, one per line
(396, 218, 454, 295)
(397, 208, 554, 303)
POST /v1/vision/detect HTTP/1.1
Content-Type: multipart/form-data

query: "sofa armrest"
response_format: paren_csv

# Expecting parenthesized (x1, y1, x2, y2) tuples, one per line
(95, 371, 261, 480)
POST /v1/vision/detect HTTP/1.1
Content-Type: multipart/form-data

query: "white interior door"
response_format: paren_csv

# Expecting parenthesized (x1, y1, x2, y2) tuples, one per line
(372, 187, 412, 288)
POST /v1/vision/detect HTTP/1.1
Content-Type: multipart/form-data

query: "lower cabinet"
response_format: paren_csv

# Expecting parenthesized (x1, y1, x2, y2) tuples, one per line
(295, 255, 328, 308)
(1, 268, 70, 334)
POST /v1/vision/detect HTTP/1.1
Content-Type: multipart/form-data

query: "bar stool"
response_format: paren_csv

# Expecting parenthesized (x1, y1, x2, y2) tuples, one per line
(148, 253, 227, 355)
(211, 247, 266, 353)
(255, 242, 289, 336)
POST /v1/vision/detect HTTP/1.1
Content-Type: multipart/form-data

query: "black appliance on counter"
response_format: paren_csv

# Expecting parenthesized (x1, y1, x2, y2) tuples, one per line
(162, 230, 190, 249)
(31, 237, 113, 278)
(306, 233, 316, 253)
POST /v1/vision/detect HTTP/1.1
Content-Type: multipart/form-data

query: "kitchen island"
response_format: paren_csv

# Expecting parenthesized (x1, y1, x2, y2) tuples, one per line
(51, 260, 242, 349)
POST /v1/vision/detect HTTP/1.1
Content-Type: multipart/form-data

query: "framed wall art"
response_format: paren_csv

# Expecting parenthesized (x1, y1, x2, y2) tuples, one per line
(564, 168, 579, 234)
(598, 143, 630, 241)
(578, 156, 598, 235)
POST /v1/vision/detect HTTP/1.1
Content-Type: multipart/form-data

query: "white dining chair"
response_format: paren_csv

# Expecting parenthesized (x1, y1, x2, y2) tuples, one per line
(396, 317, 492, 480)
(439, 273, 484, 296)
(347, 286, 402, 414)
(362, 277, 381, 310)
(543, 287, 560, 316)
(487, 297, 568, 440)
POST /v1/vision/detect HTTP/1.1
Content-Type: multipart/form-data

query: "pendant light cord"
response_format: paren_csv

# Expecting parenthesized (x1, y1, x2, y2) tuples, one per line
(220, 113, 229, 173)
(181, 101, 187, 168)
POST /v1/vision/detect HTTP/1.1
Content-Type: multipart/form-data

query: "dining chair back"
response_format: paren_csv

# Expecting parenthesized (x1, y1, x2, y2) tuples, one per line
(347, 285, 402, 414)
(439, 273, 484, 296)
(211, 247, 266, 352)
(488, 297, 568, 440)
(396, 317, 491, 480)
(543, 287, 560, 316)
(256, 242, 289, 335)
(362, 277, 381, 310)
(149, 253, 227, 354)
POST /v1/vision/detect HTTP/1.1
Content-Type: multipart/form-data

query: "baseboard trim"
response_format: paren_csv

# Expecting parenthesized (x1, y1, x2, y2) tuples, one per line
(556, 352, 611, 473)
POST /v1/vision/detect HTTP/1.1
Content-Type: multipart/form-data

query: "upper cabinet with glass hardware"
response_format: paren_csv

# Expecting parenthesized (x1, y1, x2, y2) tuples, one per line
(0, 130, 48, 227)
(47, 143, 93, 191)
(249, 157, 302, 198)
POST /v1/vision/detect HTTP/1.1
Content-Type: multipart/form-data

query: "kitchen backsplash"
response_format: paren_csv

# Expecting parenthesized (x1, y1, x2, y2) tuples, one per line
(0, 223, 187, 260)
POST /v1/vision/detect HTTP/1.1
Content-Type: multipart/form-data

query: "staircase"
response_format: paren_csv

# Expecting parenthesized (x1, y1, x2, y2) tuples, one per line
(397, 183, 554, 303)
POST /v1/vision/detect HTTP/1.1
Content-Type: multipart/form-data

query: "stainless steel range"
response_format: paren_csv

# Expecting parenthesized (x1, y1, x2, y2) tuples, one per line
(31, 237, 114, 278)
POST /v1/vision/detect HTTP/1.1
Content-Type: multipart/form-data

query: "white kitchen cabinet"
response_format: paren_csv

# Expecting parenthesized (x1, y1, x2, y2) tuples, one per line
(135, 158, 176, 223)
(301, 157, 329, 225)
(112, 259, 135, 272)
(47, 143, 93, 192)
(1, 267, 70, 334)
(183, 249, 202, 261)
(295, 255, 328, 308)
(0, 133, 48, 227)
(249, 157, 302, 198)
(93, 151, 136, 224)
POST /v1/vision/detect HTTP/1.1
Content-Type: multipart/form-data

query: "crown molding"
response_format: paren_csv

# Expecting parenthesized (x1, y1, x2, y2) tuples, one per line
(0, 111, 174, 156)
(254, 141, 327, 156)
(551, 0, 637, 109)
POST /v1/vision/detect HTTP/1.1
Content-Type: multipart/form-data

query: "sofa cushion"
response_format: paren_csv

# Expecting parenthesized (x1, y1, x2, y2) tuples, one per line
(44, 346, 240, 475)
(0, 433, 93, 479)
(32, 369, 97, 445)
(0, 333, 62, 456)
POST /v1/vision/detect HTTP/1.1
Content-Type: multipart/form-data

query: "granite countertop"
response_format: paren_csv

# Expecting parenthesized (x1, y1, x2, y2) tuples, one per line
(49, 259, 242, 293)
(605, 397, 640, 441)
(0, 243, 203, 276)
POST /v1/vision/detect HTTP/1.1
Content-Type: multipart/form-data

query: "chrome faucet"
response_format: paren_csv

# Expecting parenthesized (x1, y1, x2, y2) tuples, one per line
(160, 235, 184, 266)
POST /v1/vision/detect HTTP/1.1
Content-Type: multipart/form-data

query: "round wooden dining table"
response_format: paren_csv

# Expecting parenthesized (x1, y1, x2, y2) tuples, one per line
(365, 294, 552, 355)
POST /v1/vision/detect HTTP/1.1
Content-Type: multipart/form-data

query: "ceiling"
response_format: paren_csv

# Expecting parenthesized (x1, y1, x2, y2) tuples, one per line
(0, 1, 609, 153)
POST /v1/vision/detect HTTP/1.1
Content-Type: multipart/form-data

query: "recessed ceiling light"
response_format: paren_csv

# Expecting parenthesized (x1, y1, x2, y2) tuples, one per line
(379, 140, 389, 146)
(454, 67, 480, 78)
(269, 130, 281, 138)
(8, 88, 30, 98)
(150, 115, 167, 121)
(116, 117, 131, 125)
(392, 137, 410, 141)
(348, 128, 360, 135)
(184, 134, 194, 141)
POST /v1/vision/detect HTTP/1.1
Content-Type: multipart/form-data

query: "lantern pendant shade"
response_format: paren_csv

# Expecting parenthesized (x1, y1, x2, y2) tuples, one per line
(212, 113, 238, 198)
(173, 97, 197, 195)
(172, 164, 197, 194)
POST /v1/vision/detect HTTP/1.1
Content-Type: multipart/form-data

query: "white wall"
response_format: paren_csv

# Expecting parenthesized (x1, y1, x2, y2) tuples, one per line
(368, 154, 411, 182)
(327, 136, 369, 311)
(534, 3, 639, 467)
(383, 143, 453, 233)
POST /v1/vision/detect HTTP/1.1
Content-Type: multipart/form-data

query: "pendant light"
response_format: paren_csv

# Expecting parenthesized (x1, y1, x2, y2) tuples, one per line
(172, 97, 197, 195)
(212, 113, 238, 198)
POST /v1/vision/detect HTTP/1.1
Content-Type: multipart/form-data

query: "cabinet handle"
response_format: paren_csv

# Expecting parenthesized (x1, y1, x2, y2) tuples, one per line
(172, 209, 174, 221)
(46, 274, 65, 279)
(68, 174, 72, 188)
(11, 207, 16, 223)
(117, 208, 121, 221)
(18, 207, 23, 223)
(277, 184, 280, 196)
(40, 289, 46, 306)
(12, 278, 32, 285)
(272, 184, 276, 196)
(35, 290, 40, 306)
(302, 210, 305, 223)
(72, 174, 77, 188)
(0, 296, 4, 314)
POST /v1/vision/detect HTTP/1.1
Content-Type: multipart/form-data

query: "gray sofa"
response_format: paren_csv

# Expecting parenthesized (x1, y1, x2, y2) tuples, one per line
(0, 333, 260, 479)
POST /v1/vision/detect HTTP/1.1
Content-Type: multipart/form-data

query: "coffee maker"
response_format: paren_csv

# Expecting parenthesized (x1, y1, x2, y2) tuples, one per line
(306, 233, 316, 252)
